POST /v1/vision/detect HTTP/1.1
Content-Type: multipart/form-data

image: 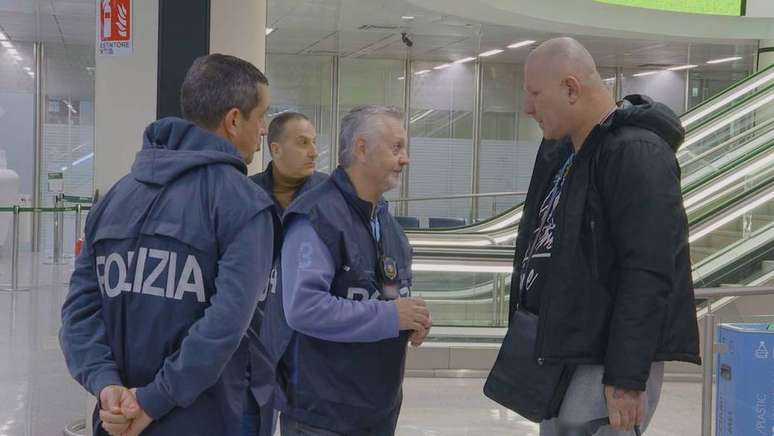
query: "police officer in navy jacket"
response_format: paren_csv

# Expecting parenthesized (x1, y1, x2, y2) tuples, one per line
(245, 113, 327, 436)
(59, 54, 275, 436)
(266, 105, 432, 436)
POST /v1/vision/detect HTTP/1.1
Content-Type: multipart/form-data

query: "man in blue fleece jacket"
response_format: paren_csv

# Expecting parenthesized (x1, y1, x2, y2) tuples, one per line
(266, 106, 432, 436)
(59, 53, 275, 436)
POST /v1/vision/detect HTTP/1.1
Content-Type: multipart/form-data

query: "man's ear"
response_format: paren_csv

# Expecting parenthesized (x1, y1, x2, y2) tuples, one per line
(564, 75, 582, 104)
(221, 108, 241, 138)
(353, 136, 368, 163)
(270, 141, 281, 157)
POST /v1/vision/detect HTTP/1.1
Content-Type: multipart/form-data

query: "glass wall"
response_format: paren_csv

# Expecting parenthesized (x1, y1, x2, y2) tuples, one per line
(408, 61, 475, 224)
(265, 54, 333, 171)
(338, 58, 405, 201)
(687, 69, 751, 110)
(40, 43, 95, 253)
(265, 53, 755, 224)
(478, 63, 540, 221)
(0, 41, 35, 249)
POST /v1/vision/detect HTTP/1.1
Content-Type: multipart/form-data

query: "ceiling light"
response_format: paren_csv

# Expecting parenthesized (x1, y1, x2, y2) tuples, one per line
(23, 66, 30, 71)
(667, 64, 698, 71)
(603, 77, 616, 82)
(27, 71, 34, 77)
(1, 41, 11, 48)
(454, 57, 476, 64)
(433, 63, 452, 70)
(397, 76, 405, 80)
(265, 28, 274, 36)
(414, 69, 430, 75)
(632, 71, 660, 77)
(7, 48, 17, 55)
(479, 49, 504, 57)
(401, 16, 415, 20)
(507, 40, 536, 49)
(11, 55, 21, 62)
(0, 31, 7, 41)
(707, 56, 743, 64)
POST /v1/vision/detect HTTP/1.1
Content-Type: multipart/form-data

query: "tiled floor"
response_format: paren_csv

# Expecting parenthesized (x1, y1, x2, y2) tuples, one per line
(0, 252, 703, 436)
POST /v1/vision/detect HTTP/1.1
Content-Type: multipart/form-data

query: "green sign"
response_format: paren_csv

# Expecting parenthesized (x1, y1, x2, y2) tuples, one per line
(62, 194, 93, 204)
(594, 0, 743, 16)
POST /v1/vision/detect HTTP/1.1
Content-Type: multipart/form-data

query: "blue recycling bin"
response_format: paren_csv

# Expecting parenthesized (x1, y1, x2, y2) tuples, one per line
(716, 323, 774, 436)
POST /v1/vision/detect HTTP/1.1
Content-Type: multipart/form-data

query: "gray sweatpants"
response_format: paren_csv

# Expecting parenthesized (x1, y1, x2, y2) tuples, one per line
(540, 363, 664, 436)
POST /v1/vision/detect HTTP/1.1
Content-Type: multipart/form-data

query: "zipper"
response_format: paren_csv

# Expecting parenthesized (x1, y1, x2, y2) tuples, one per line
(535, 149, 578, 365)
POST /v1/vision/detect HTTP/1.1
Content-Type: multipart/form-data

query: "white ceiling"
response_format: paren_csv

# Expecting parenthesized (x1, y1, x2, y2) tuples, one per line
(0, 0, 95, 46)
(0, 0, 758, 75)
(267, 0, 759, 73)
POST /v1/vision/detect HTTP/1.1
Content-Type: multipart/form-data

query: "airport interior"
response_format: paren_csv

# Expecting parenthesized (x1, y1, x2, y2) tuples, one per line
(1, 0, 774, 435)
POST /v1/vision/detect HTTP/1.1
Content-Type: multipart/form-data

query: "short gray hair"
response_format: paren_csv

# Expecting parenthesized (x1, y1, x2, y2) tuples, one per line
(338, 105, 403, 167)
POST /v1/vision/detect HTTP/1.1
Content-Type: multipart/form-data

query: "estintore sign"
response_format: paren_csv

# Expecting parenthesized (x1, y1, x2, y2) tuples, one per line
(97, 0, 132, 56)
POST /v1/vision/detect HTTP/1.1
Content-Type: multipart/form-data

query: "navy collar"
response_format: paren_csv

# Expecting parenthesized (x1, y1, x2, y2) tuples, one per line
(331, 166, 387, 221)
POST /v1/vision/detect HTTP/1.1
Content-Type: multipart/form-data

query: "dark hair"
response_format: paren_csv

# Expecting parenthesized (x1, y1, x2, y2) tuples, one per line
(180, 53, 269, 129)
(267, 112, 311, 154)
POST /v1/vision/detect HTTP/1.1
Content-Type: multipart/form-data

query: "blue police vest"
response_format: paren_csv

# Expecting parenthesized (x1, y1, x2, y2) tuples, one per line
(264, 167, 412, 433)
(248, 163, 328, 406)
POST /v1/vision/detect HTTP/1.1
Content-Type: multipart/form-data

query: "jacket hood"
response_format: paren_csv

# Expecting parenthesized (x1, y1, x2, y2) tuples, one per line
(131, 117, 246, 185)
(607, 94, 685, 152)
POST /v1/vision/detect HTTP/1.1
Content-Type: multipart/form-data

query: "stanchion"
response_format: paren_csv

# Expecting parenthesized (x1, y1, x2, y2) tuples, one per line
(53, 195, 63, 264)
(1, 206, 30, 292)
(74, 204, 83, 256)
(700, 300, 716, 436)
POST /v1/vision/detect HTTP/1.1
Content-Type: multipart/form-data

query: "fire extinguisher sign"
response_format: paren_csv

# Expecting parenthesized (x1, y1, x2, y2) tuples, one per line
(97, 0, 132, 56)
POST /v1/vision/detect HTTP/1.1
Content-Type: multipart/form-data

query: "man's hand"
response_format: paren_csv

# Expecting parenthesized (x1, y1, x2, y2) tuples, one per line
(121, 388, 153, 436)
(409, 313, 432, 347)
(99, 385, 137, 436)
(395, 298, 431, 332)
(99, 386, 153, 436)
(604, 385, 643, 432)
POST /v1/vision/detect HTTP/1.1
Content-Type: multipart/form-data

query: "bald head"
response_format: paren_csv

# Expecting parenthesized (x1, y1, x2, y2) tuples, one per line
(527, 37, 602, 87)
(522, 37, 616, 148)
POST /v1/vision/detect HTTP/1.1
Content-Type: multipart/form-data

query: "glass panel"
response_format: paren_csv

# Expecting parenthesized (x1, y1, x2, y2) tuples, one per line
(338, 58, 405, 201)
(0, 41, 35, 253)
(40, 43, 95, 255)
(478, 62, 540, 222)
(412, 270, 510, 327)
(408, 61, 475, 224)
(691, 189, 774, 270)
(687, 69, 750, 110)
(677, 86, 774, 185)
(265, 54, 333, 172)
(622, 69, 687, 115)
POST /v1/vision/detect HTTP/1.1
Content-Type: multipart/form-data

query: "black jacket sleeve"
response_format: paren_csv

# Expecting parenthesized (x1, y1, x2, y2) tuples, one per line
(599, 137, 682, 391)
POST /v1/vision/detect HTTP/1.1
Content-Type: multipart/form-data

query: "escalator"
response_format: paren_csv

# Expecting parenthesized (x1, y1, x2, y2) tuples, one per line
(403, 65, 774, 246)
(404, 65, 774, 330)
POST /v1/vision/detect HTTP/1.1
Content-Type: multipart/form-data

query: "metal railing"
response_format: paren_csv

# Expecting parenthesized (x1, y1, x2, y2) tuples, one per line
(0, 203, 90, 292)
(391, 191, 527, 224)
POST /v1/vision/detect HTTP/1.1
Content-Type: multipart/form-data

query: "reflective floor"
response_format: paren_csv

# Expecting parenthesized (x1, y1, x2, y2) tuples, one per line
(0, 251, 701, 436)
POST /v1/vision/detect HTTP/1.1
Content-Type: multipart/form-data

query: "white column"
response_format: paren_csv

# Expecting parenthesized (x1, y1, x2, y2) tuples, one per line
(210, 0, 267, 176)
(94, 1, 159, 194)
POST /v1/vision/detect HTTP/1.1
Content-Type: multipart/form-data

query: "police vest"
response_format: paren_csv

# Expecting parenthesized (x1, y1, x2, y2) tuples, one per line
(267, 167, 412, 433)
